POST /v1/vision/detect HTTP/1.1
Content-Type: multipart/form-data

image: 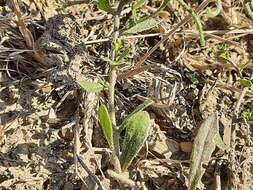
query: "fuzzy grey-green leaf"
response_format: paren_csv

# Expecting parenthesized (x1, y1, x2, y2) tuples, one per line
(124, 18, 159, 34)
(98, 104, 113, 148)
(78, 80, 104, 93)
(98, 0, 112, 12)
(120, 111, 151, 171)
(188, 113, 219, 190)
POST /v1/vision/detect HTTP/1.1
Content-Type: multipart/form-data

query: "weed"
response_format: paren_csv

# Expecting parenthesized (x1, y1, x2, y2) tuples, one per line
(242, 107, 253, 124)
(74, 0, 218, 173)
(217, 44, 230, 60)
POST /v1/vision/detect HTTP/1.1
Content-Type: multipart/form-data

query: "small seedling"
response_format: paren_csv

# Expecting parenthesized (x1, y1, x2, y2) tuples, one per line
(242, 107, 253, 124)
(73, 0, 218, 173)
(217, 44, 230, 60)
(185, 72, 199, 88)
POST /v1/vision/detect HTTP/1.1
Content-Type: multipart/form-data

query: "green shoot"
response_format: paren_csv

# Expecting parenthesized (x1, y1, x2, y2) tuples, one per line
(177, 0, 205, 46)
(207, 0, 222, 17)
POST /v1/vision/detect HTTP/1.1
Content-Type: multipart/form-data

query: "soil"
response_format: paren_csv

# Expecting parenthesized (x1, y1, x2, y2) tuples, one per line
(0, 0, 253, 190)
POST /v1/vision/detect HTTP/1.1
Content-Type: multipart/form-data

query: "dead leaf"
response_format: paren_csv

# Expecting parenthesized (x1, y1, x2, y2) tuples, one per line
(149, 122, 179, 159)
(9, 0, 47, 67)
(180, 142, 193, 153)
(188, 113, 219, 190)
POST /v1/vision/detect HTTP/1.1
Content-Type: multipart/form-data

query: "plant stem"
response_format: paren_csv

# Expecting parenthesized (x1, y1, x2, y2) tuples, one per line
(109, 12, 121, 172)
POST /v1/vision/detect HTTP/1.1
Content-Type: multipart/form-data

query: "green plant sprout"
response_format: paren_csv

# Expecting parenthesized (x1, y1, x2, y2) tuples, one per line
(242, 107, 253, 124)
(217, 44, 230, 60)
(207, 0, 222, 17)
(74, 0, 219, 173)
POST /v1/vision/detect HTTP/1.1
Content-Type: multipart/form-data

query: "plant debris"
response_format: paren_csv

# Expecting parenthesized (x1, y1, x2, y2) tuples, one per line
(0, 0, 253, 189)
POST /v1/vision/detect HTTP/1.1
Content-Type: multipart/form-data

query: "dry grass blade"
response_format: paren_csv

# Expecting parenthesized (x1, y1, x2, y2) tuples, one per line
(188, 113, 219, 190)
(9, 0, 47, 68)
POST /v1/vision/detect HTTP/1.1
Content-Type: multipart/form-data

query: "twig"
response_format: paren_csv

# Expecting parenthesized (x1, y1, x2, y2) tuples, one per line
(207, 79, 253, 97)
(77, 155, 105, 190)
(74, 101, 81, 175)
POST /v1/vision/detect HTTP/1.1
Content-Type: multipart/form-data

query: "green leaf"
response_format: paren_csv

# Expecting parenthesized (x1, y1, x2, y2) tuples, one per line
(102, 57, 124, 66)
(124, 18, 160, 34)
(248, 117, 253, 124)
(98, 0, 113, 12)
(177, 0, 205, 46)
(98, 104, 113, 148)
(117, 48, 129, 62)
(132, 0, 146, 10)
(185, 72, 199, 85)
(188, 113, 219, 190)
(207, 0, 222, 17)
(120, 111, 151, 171)
(242, 107, 253, 124)
(78, 80, 104, 93)
(239, 79, 252, 88)
(213, 133, 225, 151)
(118, 99, 154, 133)
(218, 44, 230, 60)
(113, 39, 121, 55)
(245, 1, 253, 20)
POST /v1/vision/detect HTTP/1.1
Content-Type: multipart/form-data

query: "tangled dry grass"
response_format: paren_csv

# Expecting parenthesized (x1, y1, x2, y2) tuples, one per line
(0, 0, 253, 189)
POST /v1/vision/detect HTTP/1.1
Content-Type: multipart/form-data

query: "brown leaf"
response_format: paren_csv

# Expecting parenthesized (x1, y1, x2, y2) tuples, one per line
(180, 142, 193, 153)
(188, 113, 219, 190)
(9, 0, 47, 67)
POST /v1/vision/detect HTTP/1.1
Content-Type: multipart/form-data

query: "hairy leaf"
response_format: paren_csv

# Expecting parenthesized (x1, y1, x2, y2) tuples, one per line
(188, 113, 219, 190)
(124, 18, 159, 34)
(98, 104, 113, 148)
(120, 111, 151, 171)
(118, 99, 154, 133)
(98, 0, 112, 12)
(78, 80, 104, 93)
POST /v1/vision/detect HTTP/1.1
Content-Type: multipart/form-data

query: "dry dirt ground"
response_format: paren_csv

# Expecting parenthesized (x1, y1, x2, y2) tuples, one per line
(0, 0, 253, 190)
